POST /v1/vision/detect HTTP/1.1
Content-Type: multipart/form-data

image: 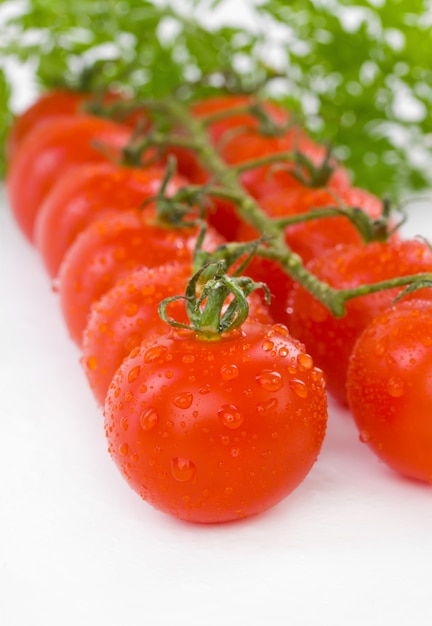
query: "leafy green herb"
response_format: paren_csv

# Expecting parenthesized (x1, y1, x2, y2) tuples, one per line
(0, 0, 431, 198)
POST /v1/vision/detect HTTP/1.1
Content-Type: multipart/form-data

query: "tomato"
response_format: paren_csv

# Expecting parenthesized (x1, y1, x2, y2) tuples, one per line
(58, 208, 224, 346)
(347, 299, 432, 483)
(6, 88, 149, 165)
(34, 161, 185, 278)
(287, 239, 432, 404)
(104, 320, 328, 523)
(6, 114, 132, 241)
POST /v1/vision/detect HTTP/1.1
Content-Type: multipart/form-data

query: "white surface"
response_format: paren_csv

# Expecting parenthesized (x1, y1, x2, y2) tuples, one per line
(2, 185, 432, 626)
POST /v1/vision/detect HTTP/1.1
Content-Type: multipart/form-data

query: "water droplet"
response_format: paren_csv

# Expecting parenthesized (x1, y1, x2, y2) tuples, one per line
(290, 378, 308, 398)
(182, 354, 195, 364)
(220, 435, 230, 446)
(374, 336, 389, 357)
(230, 447, 240, 458)
(387, 376, 404, 397)
(268, 323, 289, 337)
(140, 407, 158, 431)
(278, 346, 289, 358)
(85, 356, 97, 372)
(297, 352, 313, 371)
(421, 335, 432, 347)
(359, 431, 371, 443)
(172, 392, 193, 409)
(128, 365, 141, 383)
(224, 486, 234, 496)
(124, 301, 139, 317)
(139, 383, 147, 394)
(262, 339, 274, 352)
(218, 404, 243, 429)
(170, 457, 196, 481)
(221, 364, 239, 381)
(120, 416, 129, 431)
(144, 345, 168, 363)
(257, 397, 278, 415)
(256, 369, 283, 391)
(124, 390, 133, 403)
(199, 384, 211, 394)
(119, 442, 129, 456)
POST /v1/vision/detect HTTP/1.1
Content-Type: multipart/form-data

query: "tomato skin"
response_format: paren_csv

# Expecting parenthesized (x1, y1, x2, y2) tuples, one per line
(6, 114, 132, 241)
(58, 209, 224, 346)
(288, 239, 432, 404)
(34, 162, 184, 278)
(104, 321, 328, 523)
(347, 300, 432, 483)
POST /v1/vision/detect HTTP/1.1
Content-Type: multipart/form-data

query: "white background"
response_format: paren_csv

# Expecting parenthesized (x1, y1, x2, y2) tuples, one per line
(2, 2, 432, 625)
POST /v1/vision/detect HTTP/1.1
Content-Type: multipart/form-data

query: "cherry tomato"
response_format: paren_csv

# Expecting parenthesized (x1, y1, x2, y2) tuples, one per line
(34, 161, 185, 278)
(287, 239, 432, 404)
(347, 299, 432, 483)
(58, 209, 224, 346)
(104, 321, 328, 523)
(6, 114, 132, 241)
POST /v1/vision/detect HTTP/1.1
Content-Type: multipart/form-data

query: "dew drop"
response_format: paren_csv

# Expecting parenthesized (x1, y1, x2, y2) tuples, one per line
(387, 376, 404, 398)
(220, 435, 230, 446)
(128, 365, 141, 384)
(119, 442, 129, 456)
(257, 397, 278, 415)
(359, 431, 371, 444)
(182, 354, 195, 364)
(297, 352, 313, 371)
(140, 407, 158, 431)
(124, 301, 139, 317)
(144, 345, 168, 363)
(230, 447, 240, 458)
(172, 392, 193, 409)
(199, 384, 211, 394)
(218, 404, 244, 429)
(221, 364, 239, 381)
(290, 378, 309, 398)
(120, 416, 129, 431)
(256, 369, 283, 392)
(278, 346, 289, 358)
(262, 339, 274, 352)
(124, 390, 133, 403)
(86, 355, 98, 371)
(170, 457, 196, 481)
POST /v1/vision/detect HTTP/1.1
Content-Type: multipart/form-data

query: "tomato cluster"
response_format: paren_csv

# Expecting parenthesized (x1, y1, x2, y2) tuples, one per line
(5, 87, 432, 523)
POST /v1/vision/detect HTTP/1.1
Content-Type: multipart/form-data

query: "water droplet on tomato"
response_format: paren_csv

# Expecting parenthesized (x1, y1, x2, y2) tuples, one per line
(387, 376, 404, 397)
(224, 486, 234, 496)
(218, 404, 243, 429)
(262, 339, 274, 352)
(359, 431, 371, 443)
(172, 392, 193, 409)
(144, 345, 168, 363)
(124, 301, 139, 317)
(182, 354, 195, 364)
(199, 384, 211, 394)
(124, 390, 133, 403)
(374, 336, 389, 356)
(120, 416, 129, 431)
(297, 353, 313, 371)
(256, 369, 283, 391)
(220, 435, 230, 446)
(278, 346, 289, 358)
(140, 407, 158, 431)
(421, 335, 432, 347)
(86, 355, 98, 371)
(230, 447, 240, 458)
(290, 379, 309, 398)
(128, 365, 141, 383)
(170, 457, 196, 481)
(119, 442, 129, 456)
(271, 323, 290, 337)
(257, 397, 278, 415)
(220, 364, 239, 381)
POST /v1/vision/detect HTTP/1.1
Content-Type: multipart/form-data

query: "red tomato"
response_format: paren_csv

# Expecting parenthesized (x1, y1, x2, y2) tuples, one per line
(6, 114, 132, 241)
(347, 299, 432, 483)
(34, 161, 185, 278)
(287, 239, 432, 404)
(58, 209, 224, 346)
(104, 321, 328, 523)
(82, 261, 274, 406)
(6, 88, 149, 164)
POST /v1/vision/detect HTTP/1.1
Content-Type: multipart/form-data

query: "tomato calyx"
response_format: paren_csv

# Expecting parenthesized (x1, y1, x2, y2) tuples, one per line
(159, 260, 269, 338)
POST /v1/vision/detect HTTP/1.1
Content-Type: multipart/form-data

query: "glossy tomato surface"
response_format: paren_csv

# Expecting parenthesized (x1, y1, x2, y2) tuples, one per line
(347, 299, 432, 483)
(6, 114, 132, 241)
(288, 239, 432, 404)
(104, 321, 328, 523)
(34, 162, 185, 278)
(58, 209, 224, 345)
